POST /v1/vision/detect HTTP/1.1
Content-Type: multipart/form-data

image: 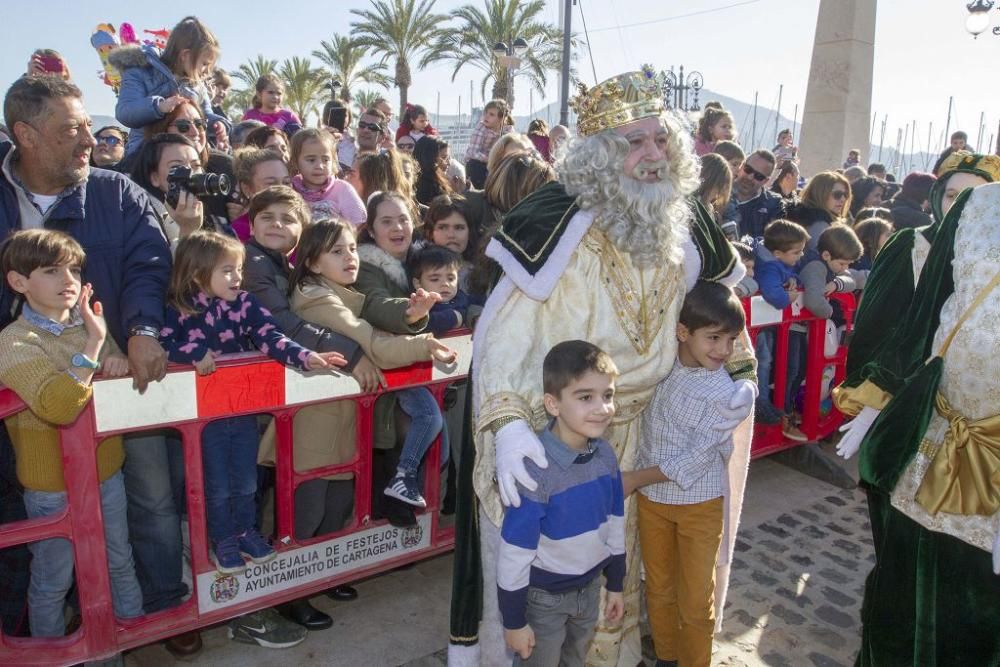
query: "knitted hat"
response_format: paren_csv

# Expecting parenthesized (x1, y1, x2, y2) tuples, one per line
(900, 172, 936, 202)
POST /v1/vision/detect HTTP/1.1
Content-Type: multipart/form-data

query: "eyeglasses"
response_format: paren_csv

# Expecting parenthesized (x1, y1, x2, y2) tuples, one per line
(742, 163, 771, 182)
(831, 190, 849, 201)
(171, 119, 206, 133)
(358, 120, 384, 133)
(396, 142, 415, 151)
(96, 135, 122, 147)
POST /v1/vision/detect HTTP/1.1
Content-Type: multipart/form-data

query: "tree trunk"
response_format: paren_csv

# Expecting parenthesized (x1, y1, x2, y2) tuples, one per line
(395, 58, 412, 120)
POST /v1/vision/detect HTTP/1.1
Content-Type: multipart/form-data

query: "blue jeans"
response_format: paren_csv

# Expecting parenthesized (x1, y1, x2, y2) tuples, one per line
(201, 416, 260, 543)
(755, 329, 775, 404)
(24, 471, 142, 637)
(785, 330, 806, 413)
(123, 431, 188, 613)
(395, 387, 447, 474)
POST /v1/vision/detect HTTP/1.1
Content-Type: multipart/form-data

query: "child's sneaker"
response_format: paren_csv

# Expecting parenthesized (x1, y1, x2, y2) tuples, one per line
(384, 472, 426, 508)
(782, 416, 809, 442)
(238, 529, 276, 564)
(212, 536, 246, 574)
(228, 609, 307, 648)
(755, 395, 784, 425)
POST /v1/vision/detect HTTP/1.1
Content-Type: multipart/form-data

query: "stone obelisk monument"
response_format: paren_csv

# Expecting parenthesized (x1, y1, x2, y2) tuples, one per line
(798, 0, 877, 177)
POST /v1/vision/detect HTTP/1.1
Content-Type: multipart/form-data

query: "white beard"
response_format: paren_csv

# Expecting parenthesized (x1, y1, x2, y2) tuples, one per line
(589, 164, 690, 269)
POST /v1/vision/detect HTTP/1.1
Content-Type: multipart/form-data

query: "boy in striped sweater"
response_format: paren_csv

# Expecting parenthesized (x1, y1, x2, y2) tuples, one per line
(497, 340, 625, 665)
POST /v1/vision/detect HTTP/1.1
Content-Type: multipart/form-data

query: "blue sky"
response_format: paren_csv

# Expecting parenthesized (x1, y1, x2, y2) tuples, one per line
(3, 0, 998, 154)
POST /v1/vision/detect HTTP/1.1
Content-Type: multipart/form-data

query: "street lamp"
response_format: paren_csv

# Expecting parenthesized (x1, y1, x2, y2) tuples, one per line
(327, 78, 343, 100)
(493, 36, 530, 107)
(662, 65, 704, 112)
(965, 0, 1000, 37)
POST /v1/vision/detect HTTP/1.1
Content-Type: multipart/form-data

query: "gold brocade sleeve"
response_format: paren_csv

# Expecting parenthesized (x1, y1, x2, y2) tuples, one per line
(832, 379, 893, 417)
(726, 328, 757, 383)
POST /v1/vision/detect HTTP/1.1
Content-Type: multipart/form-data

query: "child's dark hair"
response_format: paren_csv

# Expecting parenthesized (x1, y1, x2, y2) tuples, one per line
(168, 231, 245, 315)
(679, 280, 745, 334)
(160, 17, 220, 79)
(763, 219, 810, 252)
(251, 73, 284, 110)
(248, 185, 311, 228)
(409, 244, 461, 282)
(288, 218, 354, 293)
(1, 229, 85, 280)
(358, 191, 415, 245)
(484, 99, 509, 118)
(129, 133, 200, 198)
(543, 340, 618, 397)
(853, 217, 894, 261)
(731, 241, 754, 263)
(423, 194, 476, 260)
(817, 225, 863, 261)
(403, 104, 428, 126)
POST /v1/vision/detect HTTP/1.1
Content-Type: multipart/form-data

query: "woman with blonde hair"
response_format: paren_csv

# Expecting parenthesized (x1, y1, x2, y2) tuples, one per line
(486, 133, 535, 174)
(787, 170, 852, 253)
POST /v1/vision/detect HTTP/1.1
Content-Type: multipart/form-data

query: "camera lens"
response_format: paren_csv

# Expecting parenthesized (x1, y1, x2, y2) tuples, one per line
(187, 173, 232, 198)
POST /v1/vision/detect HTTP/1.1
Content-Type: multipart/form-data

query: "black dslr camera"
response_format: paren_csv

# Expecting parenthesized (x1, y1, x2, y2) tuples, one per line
(165, 165, 231, 209)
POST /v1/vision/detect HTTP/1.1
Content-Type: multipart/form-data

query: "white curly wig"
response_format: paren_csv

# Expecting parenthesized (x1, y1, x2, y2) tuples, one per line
(557, 111, 700, 268)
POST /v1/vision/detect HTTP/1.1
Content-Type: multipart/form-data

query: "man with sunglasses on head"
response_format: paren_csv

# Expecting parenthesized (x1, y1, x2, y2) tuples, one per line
(731, 148, 785, 241)
(91, 125, 128, 170)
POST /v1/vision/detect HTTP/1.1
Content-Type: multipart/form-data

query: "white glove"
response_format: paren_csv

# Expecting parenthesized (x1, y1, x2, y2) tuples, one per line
(836, 406, 881, 459)
(993, 528, 1000, 575)
(495, 420, 548, 507)
(713, 379, 758, 433)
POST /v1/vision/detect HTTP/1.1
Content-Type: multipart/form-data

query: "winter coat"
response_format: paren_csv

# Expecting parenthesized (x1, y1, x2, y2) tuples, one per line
(109, 44, 229, 157)
(258, 276, 435, 475)
(889, 194, 932, 230)
(786, 202, 838, 264)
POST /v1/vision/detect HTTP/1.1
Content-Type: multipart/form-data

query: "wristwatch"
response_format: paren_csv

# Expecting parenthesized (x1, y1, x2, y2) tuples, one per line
(128, 324, 160, 339)
(71, 353, 100, 369)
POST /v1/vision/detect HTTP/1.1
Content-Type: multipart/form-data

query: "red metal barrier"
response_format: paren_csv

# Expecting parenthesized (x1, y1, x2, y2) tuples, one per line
(744, 291, 856, 458)
(0, 293, 855, 665)
(0, 332, 471, 666)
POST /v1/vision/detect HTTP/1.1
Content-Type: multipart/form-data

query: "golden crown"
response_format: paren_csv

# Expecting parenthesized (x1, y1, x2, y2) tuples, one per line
(570, 66, 666, 137)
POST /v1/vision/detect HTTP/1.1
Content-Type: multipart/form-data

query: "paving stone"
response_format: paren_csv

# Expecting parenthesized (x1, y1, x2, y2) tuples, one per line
(794, 509, 821, 522)
(775, 586, 812, 608)
(790, 554, 814, 566)
(759, 523, 792, 539)
(776, 514, 802, 528)
(802, 525, 829, 539)
(727, 608, 758, 628)
(818, 567, 850, 584)
(771, 604, 806, 625)
(734, 538, 752, 552)
(759, 538, 790, 554)
(761, 652, 794, 666)
(756, 552, 789, 573)
(751, 570, 779, 587)
(825, 495, 848, 506)
(806, 624, 851, 650)
(731, 557, 748, 571)
(832, 539, 862, 555)
(825, 522, 853, 536)
(820, 586, 856, 608)
(815, 604, 855, 628)
(809, 651, 848, 667)
(820, 550, 859, 571)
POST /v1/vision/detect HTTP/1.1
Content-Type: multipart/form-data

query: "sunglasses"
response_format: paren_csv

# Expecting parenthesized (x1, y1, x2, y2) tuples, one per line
(396, 141, 415, 151)
(742, 163, 770, 182)
(171, 119, 206, 133)
(96, 135, 122, 147)
(358, 120, 383, 133)
(831, 190, 849, 201)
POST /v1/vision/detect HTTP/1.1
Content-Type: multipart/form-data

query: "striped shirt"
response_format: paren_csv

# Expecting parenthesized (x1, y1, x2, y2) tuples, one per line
(497, 424, 625, 630)
(637, 361, 736, 505)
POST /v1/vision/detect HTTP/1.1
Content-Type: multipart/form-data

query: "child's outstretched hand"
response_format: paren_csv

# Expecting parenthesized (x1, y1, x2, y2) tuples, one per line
(428, 338, 457, 364)
(194, 351, 216, 376)
(605, 591, 624, 624)
(504, 625, 535, 660)
(305, 351, 348, 371)
(351, 355, 386, 393)
(102, 352, 130, 377)
(405, 288, 442, 323)
(78, 283, 107, 343)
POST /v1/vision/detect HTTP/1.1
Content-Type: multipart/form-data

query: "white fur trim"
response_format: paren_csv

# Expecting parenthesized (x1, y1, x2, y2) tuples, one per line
(447, 643, 480, 666)
(681, 236, 701, 292)
(357, 243, 409, 292)
(720, 255, 747, 288)
(484, 210, 594, 302)
(471, 276, 516, 416)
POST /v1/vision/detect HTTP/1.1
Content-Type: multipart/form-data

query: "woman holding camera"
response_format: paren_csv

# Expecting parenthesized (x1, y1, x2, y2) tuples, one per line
(130, 133, 235, 250)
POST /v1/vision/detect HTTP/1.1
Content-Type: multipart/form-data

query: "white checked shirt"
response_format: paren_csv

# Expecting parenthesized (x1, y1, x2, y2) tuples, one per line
(636, 360, 737, 505)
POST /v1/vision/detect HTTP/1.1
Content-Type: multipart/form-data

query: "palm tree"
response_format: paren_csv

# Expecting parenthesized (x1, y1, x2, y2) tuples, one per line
(278, 57, 326, 124)
(350, 0, 451, 118)
(312, 34, 392, 102)
(353, 89, 381, 116)
(231, 54, 278, 90)
(443, 0, 566, 110)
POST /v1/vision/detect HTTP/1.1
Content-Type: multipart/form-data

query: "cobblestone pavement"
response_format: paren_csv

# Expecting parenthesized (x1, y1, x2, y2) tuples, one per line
(711, 485, 872, 667)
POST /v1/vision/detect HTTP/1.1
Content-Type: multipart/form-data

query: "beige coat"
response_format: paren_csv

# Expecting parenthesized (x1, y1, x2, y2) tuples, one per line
(258, 276, 434, 478)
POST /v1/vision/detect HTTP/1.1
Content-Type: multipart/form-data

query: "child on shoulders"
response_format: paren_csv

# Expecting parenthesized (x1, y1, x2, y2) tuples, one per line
(499, 340, 625, 665)
(395, 104, 438, 144)
(624, 280, 746, 667)
(0, 230, 140, 637)
(464, 99, 511, 189)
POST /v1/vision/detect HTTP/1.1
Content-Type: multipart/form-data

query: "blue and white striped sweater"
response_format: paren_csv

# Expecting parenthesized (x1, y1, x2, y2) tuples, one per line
(497, 427, 625, 629)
